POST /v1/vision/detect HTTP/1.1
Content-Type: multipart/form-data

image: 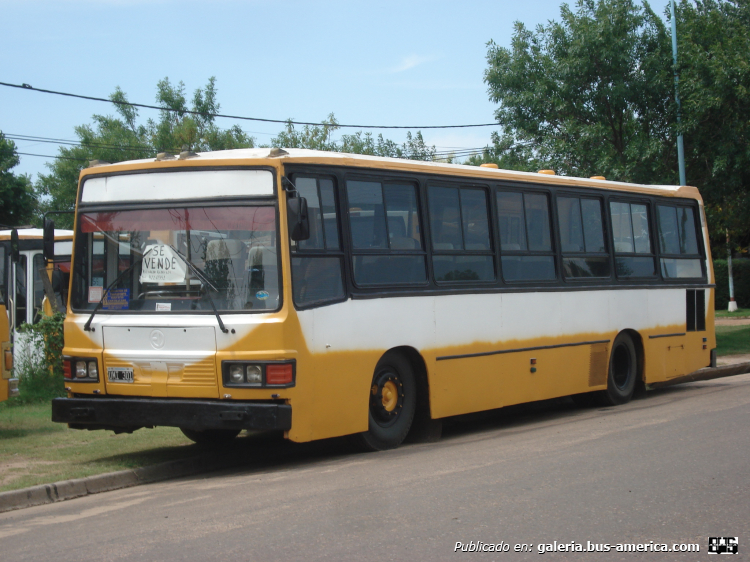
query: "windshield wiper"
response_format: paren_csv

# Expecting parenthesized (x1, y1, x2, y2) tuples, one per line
(168, 244, 228, 334)
(84, 247, 154, 332)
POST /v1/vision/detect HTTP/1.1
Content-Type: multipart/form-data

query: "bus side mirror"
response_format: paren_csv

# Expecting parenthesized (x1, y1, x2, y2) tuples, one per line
(43, 219, 55, 263)
(10, 229, 19, 263)
(288, 196, 310, 241)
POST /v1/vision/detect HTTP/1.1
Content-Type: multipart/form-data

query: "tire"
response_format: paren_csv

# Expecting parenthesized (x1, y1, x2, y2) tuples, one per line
(350, 354, 417, 451)
(602, 333, 638, 405)
(180, 428, 241, 446)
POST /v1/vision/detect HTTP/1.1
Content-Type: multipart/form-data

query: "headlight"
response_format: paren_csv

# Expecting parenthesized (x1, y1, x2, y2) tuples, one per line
(88, 361, 98, 379)
(76, 361, 87, 378)
(246, 365, 262, 385)
(229, 365, 244, 383)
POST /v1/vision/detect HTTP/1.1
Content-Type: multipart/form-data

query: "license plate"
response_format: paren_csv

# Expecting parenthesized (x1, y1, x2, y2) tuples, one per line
(107, 367, 134, 383)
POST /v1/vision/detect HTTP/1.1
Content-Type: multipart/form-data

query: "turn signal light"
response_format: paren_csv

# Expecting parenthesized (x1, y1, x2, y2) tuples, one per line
(266, 364, 293, 385)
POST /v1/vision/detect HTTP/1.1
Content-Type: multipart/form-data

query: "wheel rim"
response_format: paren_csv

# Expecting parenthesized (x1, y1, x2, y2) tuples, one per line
(370, 369, 404, 426)
(612, 343, 632, 390)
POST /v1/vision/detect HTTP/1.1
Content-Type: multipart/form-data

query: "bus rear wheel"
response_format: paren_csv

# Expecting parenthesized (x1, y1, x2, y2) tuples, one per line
(351, 354, 416, 451)
(180, 428, 241, 446)
(602, 333, 638, 405)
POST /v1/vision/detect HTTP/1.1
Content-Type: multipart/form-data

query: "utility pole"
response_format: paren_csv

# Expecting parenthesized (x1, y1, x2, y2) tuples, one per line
(670, 0, 687, 186)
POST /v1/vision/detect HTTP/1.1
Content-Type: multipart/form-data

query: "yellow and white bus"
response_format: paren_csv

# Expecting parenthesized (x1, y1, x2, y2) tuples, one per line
(0, 297, 15, 402)
(51, 149, 715, 448)
(0, 227, 74, 366)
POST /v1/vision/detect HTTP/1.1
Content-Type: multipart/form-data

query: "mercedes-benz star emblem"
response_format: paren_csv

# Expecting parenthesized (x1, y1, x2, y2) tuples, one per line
(150, 329, 165, 349)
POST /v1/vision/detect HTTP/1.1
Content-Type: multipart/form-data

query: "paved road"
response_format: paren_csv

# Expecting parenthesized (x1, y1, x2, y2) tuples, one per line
(1, 374, 748, 561)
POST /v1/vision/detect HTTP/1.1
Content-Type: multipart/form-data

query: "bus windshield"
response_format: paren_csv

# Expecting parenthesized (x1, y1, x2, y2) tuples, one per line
(71, 206, 279, 313)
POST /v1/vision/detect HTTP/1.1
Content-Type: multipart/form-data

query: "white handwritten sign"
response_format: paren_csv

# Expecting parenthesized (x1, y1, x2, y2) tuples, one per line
(139, 245, 187, 283)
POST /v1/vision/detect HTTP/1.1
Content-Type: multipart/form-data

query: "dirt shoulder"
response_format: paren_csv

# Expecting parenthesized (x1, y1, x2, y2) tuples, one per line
(715, 317, 750, 326)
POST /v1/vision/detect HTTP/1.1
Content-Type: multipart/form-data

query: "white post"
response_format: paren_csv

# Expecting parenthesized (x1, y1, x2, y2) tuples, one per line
(727, 229, 738, 312)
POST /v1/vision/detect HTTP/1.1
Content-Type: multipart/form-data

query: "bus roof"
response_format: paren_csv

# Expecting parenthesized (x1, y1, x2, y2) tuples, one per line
(79, 148, 703, 202)
(0, 229, 74, 241)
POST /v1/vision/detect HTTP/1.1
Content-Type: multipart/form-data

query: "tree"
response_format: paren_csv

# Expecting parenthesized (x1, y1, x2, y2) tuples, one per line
(270, 116, 437, 161)
(37, 78, 437, 226)
(675, 0, 750, 258)
(0, 132, 36, 226)
(36, 78, 255, 227)
(482, 0, 677, 184)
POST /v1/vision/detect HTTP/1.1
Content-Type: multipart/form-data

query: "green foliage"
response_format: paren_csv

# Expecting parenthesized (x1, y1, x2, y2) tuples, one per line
(36, 78, 255, 228)
(674, 0, 750, 256)
(270, 116, 437, 160)
(482, 0, 676, 183)
(714, 259, 750, 309)
(37, 77, 437, 227)
(10, 313, 66, 405)
(0, 131, 36, 226)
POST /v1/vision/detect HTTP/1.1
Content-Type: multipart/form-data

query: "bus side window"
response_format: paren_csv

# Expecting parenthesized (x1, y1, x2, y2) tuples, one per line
(496, 191, 556, 282)
(0, 246, 5, 303)
(347, 180, 426, 286)
(32, 254, 45, 323)
(291, 176, 346, 308)
(656, 205, 703, 279)
(557, 196, 610, 279)
(428, 185, 494, 283)
(610, 201, 657, 278)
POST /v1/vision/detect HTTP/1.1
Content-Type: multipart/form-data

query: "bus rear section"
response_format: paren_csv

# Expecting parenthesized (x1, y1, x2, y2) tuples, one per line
(0, 300, 18, 401)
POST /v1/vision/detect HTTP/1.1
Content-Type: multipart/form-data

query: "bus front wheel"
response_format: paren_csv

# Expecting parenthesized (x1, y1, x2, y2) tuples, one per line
(352, 354, 417, 451)
(603, 333, 638, 405)
(180, 428, 240, 446)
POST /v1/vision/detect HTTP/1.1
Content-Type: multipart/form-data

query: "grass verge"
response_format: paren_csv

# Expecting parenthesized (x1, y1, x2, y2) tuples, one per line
(0, 402, 200, 493)
(715, 307, 750, 318)
(715, 324, 750, 356)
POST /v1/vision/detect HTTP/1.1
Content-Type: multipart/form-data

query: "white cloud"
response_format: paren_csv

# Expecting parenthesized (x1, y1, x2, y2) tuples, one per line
(388, 54, 435, 73)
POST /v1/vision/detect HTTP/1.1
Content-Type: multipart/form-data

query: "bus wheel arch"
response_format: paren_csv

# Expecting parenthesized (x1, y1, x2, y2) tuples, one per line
(351, 347, 427, 451)
(393, 346, 442, 444)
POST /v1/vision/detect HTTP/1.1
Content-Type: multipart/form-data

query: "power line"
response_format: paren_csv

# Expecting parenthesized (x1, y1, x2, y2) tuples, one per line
(17, 152, 88, 161)
(1, 80, 498, 130)
(9, 131, 492, 161)
(7, 133, 156, 154)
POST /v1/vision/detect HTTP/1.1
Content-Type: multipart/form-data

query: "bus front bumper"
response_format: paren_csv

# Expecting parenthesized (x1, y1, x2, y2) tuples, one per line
(51, 397, 292, 433)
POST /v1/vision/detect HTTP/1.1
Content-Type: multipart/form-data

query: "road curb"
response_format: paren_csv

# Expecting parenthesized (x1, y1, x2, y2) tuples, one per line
(0, 451, 249, 514)
(646, 361, 750, 390)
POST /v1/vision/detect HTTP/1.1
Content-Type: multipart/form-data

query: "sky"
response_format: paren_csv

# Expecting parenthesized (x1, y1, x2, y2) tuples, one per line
(2, 0, 569, 183)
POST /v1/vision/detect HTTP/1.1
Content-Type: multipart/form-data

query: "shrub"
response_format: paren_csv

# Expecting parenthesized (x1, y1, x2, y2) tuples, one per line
(9, 313, 66, 405)
(714, 259, 750, 309)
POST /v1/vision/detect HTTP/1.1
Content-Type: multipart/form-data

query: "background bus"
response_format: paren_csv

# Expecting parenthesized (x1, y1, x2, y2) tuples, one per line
(52, 149, 715, 449)
(0, 228, 74, 364)
(0, 298, 16, 401)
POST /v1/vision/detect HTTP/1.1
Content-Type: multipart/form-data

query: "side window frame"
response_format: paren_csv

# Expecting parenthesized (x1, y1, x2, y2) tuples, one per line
(345, 175, 428, 288)
(495, 186, 557, 284)
(288, 173, 347, 310)
(608, 197, 658, 280)
(655, 201, 706, 281)
(555, 193, 612, 282)
(427, 182, 495, 285)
